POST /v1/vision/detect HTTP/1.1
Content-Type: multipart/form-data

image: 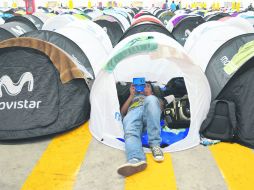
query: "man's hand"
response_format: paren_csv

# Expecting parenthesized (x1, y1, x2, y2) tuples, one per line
(121, 84, 136, 116)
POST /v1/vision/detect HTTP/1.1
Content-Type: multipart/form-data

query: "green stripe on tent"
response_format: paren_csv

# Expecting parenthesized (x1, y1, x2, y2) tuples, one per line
(104, 36, 158, 72)
(224, 40, 254, 75)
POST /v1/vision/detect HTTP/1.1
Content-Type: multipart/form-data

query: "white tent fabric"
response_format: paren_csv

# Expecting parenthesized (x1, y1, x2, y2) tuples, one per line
(56, 26, 109, 77)
(87, 10, 103, 20)
(66, 20, 113, 54)
(33, 12, 54, 23)
(89, 32, 211, 152)
(42, 14, 77, 31)
(238, 12, 254, 26)
(184, 21, 250, 72)
(114, 8, 133, 23)
(0, 17, 4, 25)
(220, 17, 254, 33)
(103, 10, 130, 31)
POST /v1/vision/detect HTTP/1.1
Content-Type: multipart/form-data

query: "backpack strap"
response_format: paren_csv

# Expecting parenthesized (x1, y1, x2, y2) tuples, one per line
(199, 100, 218, 135)
(227, 101, 237, 136)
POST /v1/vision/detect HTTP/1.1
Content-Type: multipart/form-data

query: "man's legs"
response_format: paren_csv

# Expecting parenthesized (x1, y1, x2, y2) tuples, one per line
(143, 95, 162, 147)
(143, 95, 164, 162)
(118, 107, 147, 176)
(122, 106, 146, 161)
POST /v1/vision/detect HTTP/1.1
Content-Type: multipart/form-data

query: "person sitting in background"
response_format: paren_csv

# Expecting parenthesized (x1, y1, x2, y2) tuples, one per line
(117, 78, 164, 177)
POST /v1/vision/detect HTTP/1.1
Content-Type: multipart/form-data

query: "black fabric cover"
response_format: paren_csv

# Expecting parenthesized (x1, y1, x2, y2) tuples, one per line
(0, 47, 90, 140)
(22, 30, 94, 78)
(200, 100, 237, 141)
(155, 10, 165, 18)
(0, 21, 35, 38)
(119, 22, 174, 42)
(23, 15, 44, 29)
(5, 16, 38, 30)
(217, 57, 254, 148)
(205, 13, 230, 21)
(94, 19, 123, 47)
(172, 15, 205, 46)
(205, 33, 254, 100)
(0, 28, 15, 42)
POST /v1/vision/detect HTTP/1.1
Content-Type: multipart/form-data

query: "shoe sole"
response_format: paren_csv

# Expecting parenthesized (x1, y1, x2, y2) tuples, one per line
(117, 162, 147, 177)
(154, 157, 164, 162)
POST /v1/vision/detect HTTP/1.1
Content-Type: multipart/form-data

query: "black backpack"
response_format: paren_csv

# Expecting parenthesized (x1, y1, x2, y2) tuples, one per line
(200, 100, 237, 141)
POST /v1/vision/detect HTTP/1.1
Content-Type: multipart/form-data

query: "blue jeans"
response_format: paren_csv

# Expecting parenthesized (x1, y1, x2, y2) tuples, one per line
(122, 95, 162, 161)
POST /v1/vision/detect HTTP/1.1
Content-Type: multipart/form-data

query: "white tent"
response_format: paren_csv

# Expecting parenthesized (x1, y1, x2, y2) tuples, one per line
(42, 14, 77, 31)
(103, 10, 130, 31)
(66, 20, 112, 54)
(220, 17, 254, 33)
(33, 12, 55, 23)
(56, 24, 109, 77)
(184, 21, 251, 72)
(238, 11, 254, 26)
(89, 32, 211, 152)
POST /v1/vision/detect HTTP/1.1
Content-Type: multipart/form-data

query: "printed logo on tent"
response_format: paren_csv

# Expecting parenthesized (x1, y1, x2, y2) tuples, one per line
(184, 29, 191, 37)
(0, 72, 42, 110)
(114, 112, 122, 121)
(0, 72, 34, 97)
(220, 56, 230, 65)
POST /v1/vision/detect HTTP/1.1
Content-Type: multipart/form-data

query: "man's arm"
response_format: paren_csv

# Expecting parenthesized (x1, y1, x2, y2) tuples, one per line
(121, 84, 135, 116)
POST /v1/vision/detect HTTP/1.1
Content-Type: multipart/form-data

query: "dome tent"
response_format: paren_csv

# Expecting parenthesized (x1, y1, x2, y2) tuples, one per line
(131, 15, 164, 26)
(184, 21, 251, 72)
(89, 32, 211, 152)
(119, 16, 174, 42)
(204, 12, 230, 21)
(5, 15, 44, 30)
(33, 12, 55, 23)
(219, 16, 254, 32)
(0, 21, 36, 41)
(166, 14, 188, 33)
(0, 38, 90, 140)
(42, 14, 76, 31)
(93, 15, 124, 47)
(158, 11, 175, 26)
(66, 20, 112, 55)
(171, 15, 205, 46)
(154, 9, 165, 18)
(5, 15, 43, 30)
(204, 36, 254, 148)
(21, 30, 95, 80)
(55, 24, 110, 77)
(103, 9, 131, 30)
(206, 33, 254, 100)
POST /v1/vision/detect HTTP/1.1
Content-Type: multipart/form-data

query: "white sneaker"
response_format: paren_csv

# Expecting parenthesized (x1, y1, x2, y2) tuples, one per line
(117, 158, 147, 177)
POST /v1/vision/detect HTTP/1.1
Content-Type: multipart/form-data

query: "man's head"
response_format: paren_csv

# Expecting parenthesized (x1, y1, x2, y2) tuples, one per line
(144, 83, 153, 96)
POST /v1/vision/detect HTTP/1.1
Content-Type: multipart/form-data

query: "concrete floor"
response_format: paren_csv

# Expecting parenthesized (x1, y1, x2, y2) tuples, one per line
(0, 133, 253, 190)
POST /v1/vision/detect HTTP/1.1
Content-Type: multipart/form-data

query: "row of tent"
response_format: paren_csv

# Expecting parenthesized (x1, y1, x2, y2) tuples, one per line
(2, 6, 254, 48)
(0, 7, 254, 151)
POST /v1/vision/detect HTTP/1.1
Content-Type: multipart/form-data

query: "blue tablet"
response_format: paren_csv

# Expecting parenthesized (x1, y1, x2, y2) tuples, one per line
(133, 77, 145, 92)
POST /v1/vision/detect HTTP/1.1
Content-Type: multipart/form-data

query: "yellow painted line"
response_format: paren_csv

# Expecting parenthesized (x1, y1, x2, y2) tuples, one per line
(210, 143, 254, 190)
(125, 153, 177, 190)
(21, 122, 92, 190)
